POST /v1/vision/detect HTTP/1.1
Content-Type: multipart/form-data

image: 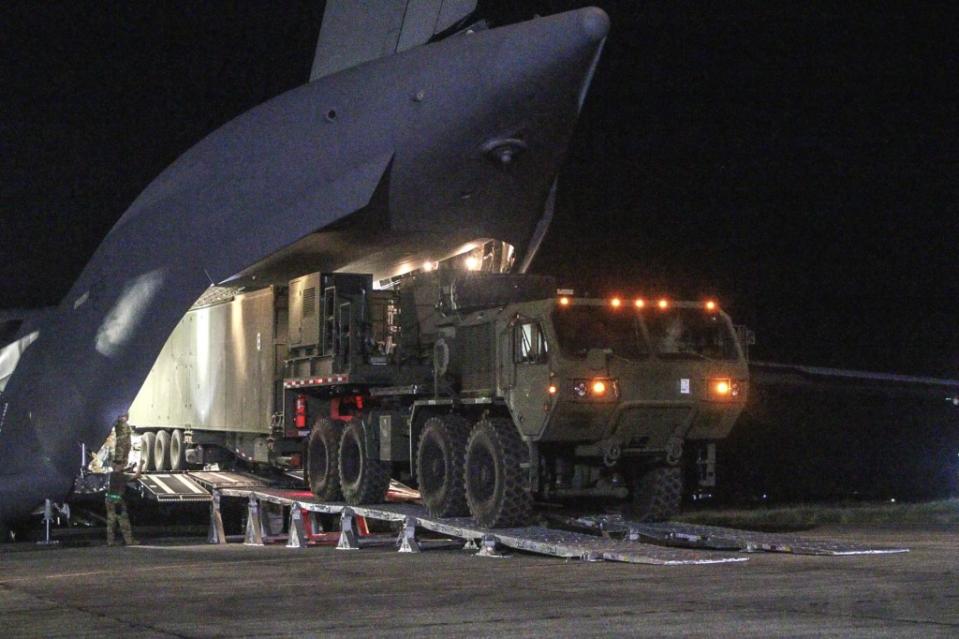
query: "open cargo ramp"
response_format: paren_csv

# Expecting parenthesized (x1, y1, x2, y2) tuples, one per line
(212, 487, 747, 565)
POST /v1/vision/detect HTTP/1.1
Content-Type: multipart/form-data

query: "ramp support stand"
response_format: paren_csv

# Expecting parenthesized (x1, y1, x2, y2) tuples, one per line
(397, 516, 420, 553)
(475, 534, 509, 558)
(243, 494, 265, 546)
(287, 506, 308, 549)
(36, 499, 60, 546)
(208, 490, 227, 544)
(336, 507, 360, 550)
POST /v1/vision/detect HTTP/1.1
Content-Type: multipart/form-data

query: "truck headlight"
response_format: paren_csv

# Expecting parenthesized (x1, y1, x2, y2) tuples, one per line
(571, 378, 617, 401)
(709, 378, 746, 400)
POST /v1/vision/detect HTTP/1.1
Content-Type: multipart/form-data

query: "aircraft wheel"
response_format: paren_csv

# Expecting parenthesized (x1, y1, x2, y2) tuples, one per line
(464, 418, 532, 528)
(628, 465, 682, 522)
(338, 420, 389, 505)
(153, 429, 171, 472)
(140, 431, 156, 471)
(307, 418, 344, 501)
(169, 429, 186, 471)
(416, 415, 470, 518)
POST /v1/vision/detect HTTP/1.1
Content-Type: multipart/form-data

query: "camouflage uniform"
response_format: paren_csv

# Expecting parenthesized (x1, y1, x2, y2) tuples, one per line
(106, 414, 137, 545)
(113, 415, 132, 468)
(105, 469, 137, 545)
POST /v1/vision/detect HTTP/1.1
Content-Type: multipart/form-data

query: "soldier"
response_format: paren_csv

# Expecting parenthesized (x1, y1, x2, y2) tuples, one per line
(105, 413, 139, 546)
(112, 413, 132, 468)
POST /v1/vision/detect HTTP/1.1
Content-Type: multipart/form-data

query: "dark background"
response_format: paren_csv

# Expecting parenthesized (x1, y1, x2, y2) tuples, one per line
(2, 2, 957, 501)
(3, 1, 956, 376)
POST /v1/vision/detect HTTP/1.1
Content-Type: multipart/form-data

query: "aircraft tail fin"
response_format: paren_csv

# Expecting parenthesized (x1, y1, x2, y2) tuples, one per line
(310, 0, 478, 80)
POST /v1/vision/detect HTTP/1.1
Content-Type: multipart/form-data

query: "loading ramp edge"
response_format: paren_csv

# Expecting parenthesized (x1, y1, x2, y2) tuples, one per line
(563, 515, 910, 556)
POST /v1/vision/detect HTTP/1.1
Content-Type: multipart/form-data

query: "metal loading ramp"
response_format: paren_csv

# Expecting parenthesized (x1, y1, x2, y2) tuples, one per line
(186, 470, 268, 491)
(561, 515, 910, 556)
(137, 473, 211, 503)
(210, 487, 748, 565)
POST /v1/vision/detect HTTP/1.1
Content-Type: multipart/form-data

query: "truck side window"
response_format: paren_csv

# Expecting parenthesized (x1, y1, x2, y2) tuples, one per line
(514, 322, 548, 364)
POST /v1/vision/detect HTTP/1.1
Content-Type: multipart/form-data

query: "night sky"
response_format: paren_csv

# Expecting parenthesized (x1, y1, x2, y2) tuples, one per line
(2, 1, 957, 376)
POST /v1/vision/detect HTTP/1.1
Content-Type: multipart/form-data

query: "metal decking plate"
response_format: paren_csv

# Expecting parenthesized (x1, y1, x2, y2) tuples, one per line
(627, 521, 910, 556)
(138, 473, 211, 503)
(188, 471, 268, 491)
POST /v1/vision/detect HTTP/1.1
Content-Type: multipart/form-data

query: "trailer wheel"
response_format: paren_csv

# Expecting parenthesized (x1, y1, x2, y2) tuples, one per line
(169, 429, 186, 471)
(338, 420, 390, 505)
(139, 431, 156, 471)
(628, 465, 682, 522)
(464, 418, 532, 528)
(307, 418, 344, 501)
(153, 429, 171, 472)
(416, 415, 470, 518)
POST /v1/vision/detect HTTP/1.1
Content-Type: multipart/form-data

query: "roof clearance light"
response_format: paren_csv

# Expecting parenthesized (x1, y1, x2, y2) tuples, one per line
(705, 300, 717, 311)
(558, 296, 570, 306)
(610, 297, 622, 308)
(591, 380, 607, 396)
(634, 298, 645, 308)
(657, 298, 669, 310)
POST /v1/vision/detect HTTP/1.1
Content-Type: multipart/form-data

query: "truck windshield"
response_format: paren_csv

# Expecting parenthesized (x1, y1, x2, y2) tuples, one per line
(552, 306, 648, 360)
(644, 308, 739, 360)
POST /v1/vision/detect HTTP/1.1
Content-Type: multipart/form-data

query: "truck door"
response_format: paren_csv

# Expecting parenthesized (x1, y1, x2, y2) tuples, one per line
(509, 320, 551, 437)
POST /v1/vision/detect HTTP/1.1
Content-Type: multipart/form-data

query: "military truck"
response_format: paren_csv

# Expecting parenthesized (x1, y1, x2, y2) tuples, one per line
(130, 262, 748, 526)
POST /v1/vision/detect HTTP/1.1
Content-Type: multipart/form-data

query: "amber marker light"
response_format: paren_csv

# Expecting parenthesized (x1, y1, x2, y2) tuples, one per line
(591, 380, 607, 396)
(657, 298, 669, 310)
(558, 296, 570, 307)
(705, 300, 717, 311)
(712, 379, 731, 396)
(634, 298, 645, 308)
(610, 297, 622, 308)
(548, 384, 558, 395)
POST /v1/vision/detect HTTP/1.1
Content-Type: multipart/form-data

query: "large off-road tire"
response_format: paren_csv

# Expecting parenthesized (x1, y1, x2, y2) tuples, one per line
(139, 431, 156, 471)
(629, 465, 683, 522)
(153, 429, 171, 471)
(338, 420, 390, 505)
(464, 418, 532, 528)
(169, 429, 186, 471)
(416, 415, 470, 518)
(307, 418, 345, 501)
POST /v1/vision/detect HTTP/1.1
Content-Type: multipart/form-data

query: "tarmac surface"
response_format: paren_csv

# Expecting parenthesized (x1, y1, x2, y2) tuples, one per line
(0, 524, 956, 638)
